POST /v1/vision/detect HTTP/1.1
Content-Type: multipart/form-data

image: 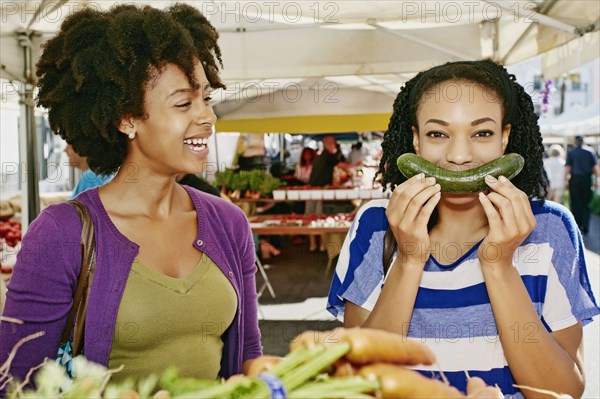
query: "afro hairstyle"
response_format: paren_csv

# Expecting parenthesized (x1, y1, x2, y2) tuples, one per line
(36, 3, 224, 175)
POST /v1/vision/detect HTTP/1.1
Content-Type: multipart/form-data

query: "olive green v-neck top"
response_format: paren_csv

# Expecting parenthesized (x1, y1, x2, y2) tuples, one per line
(107, 254, 237, 382)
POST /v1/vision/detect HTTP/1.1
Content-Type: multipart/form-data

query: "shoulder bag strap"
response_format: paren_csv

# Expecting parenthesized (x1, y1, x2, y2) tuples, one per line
(59, 199, 97, 356)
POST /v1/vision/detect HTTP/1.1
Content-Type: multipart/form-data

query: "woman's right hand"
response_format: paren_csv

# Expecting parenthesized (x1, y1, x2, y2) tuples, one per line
(386, 173, 441, 266)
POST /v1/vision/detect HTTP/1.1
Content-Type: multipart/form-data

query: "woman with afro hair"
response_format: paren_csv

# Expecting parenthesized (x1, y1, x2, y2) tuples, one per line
(327, 60, 599, 398)
(1, 3, 262, 385)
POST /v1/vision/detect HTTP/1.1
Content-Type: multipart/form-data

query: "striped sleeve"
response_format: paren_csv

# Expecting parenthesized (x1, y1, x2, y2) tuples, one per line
(327, 200, 389, 321)
(535, 203, 600, 329)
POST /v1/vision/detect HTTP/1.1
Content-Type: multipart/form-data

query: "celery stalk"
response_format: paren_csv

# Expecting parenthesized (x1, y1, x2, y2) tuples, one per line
(281, 343, 351, 392)
(270, 346, 325, 377)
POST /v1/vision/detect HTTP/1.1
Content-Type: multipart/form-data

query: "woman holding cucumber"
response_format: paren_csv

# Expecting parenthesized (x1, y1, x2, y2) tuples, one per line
(327, 60, 599, 398)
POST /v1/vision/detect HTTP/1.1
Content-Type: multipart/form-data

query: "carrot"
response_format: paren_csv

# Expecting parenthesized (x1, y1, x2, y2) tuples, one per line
(466, 376, 503, 399)
(467, 386, 504, 399)
(246, 356, 283, 377)
(152, 390, 171, 399)
(359, 363, 464, 399)
(226, 374, 248, 383)
(342, 328, 436, 366)
(289, 328, 346, 352)
(466, 376, 488, 396)
(332, 359, 360, 377)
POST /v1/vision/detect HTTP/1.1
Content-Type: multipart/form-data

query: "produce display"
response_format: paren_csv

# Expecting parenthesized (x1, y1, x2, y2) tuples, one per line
(0, 219, 21, 249)
(396, 153, 525, 194)
(0, 201, 14, 220)
(249, 214, 354, 228)
(3, 328, 514, 399)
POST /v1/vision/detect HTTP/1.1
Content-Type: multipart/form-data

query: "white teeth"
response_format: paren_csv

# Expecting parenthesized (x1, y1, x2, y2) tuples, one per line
(184, 138, 208, 145)
(191, 144, 207, 152)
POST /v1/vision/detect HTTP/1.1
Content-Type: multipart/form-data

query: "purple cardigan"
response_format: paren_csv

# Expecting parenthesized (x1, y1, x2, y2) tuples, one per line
(0, 186, 262, 385)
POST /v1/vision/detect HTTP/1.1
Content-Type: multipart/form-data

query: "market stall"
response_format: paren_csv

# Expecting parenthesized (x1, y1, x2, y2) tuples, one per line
(2, 0, 599, 224)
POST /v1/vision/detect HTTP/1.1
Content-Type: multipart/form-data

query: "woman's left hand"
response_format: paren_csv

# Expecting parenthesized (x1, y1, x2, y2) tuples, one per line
(477, 175, 536, 267)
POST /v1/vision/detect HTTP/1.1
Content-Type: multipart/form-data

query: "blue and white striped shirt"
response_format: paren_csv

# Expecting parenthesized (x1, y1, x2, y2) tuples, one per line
(327, 199, 599, 398)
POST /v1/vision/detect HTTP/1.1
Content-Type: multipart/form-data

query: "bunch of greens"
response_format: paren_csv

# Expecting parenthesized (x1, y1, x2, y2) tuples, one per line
(213, 169, 285, 198)
(5, 344, 377, 399)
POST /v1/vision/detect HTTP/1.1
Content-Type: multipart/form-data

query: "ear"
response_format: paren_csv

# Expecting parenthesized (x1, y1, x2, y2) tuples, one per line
(411, 126, 420, 155)
(501, 124, 511, 153)
(118, 117, 137, 137)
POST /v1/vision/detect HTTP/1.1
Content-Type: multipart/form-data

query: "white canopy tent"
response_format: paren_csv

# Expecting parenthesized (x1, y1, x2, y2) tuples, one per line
(2, 1, 599, 83)
(538, 100, 600, 137)
(1, 0, 599, 223)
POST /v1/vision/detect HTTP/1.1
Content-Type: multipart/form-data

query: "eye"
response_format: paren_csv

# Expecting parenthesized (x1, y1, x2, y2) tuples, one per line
(175, 102, 191, 109)
(203, 95, 213, 104)
(425, 131, 447, 138)
(474, 130, 494, 137)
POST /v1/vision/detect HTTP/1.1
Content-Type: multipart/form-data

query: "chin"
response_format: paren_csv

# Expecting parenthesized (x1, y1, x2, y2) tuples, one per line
(441, 192, 481, 206)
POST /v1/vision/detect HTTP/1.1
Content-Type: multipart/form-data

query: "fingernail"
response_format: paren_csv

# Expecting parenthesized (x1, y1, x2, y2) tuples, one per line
(426, 176, 436, 184)
(499, 175, 508, 183)
(417, 173, 425, 181)
(485, 175, 497, 183)
(435, 184, 441, 190)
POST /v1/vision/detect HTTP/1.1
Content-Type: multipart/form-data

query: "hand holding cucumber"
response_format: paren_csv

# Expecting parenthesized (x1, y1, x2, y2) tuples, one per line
(395, 153, 533, 267)
(386, 173, 441, 266)
(477, 174, 537, 267)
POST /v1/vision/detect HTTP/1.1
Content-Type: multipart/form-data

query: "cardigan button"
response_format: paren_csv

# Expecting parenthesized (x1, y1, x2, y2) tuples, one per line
(228, 271, 234, 278)
(196, 239, 203, 246)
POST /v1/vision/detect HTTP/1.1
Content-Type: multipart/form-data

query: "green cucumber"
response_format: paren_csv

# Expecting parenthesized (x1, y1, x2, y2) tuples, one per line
(396, 153, 525, 193)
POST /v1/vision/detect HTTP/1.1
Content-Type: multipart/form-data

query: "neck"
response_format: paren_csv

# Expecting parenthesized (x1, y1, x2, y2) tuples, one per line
(432, 196, 489, 244)
(99, 158, 190, 220)
(79, 159, 89, 172)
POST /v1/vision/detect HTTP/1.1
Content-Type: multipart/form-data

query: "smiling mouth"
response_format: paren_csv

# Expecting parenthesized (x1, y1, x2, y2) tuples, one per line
(184, 137, 208, 152)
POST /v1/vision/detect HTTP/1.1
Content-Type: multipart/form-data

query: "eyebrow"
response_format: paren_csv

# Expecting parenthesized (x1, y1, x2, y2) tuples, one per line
(167, 84, 213, 99)
(424, 119, 449, 126)
(424, 117, 497, 126)
(167, 88, 192, 99)
(470, 117, 497, 126)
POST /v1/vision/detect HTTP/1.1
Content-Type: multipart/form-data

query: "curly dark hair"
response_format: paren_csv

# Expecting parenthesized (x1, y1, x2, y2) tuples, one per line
(36, 3, 225, 175)
(378, 59, 547, 198)
(378, 60, 548, 271)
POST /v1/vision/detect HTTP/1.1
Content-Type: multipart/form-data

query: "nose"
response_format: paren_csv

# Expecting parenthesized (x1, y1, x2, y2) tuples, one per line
(445, 136, 473, 167)
(194, 99, 217, 127)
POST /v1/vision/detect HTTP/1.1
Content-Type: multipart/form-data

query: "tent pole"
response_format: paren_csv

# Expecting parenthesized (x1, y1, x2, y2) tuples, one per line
(17, 30, 40, 226)
(280, 134, 285, 164)
(214, 130, 220, 172)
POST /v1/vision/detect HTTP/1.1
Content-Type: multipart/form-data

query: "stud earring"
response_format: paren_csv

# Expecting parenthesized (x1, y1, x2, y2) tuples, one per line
(128, 132, 136, 140)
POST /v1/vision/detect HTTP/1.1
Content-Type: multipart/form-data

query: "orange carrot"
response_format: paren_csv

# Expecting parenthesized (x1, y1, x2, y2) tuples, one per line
(246, 356, 283, 377)
(332, 359, 360, 377)
(467, 386, 504, 399)
(466, 376, 504, 398)
(466, 376, 488, 396)
(342, 328, 436, 366)
(359, 363, 464, 399)
(289, 328, 346, 352)
(152, 390, 172, 399)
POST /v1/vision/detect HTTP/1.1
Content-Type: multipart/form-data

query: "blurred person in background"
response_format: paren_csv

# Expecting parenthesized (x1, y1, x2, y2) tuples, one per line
(65, 144, 113, 199)
(543, 144, 566, 204)
(307, 136, 358, 252)
(294, 147, 317, 184)
(565, 135, 599, 235)
(347, 142, 365, 165)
